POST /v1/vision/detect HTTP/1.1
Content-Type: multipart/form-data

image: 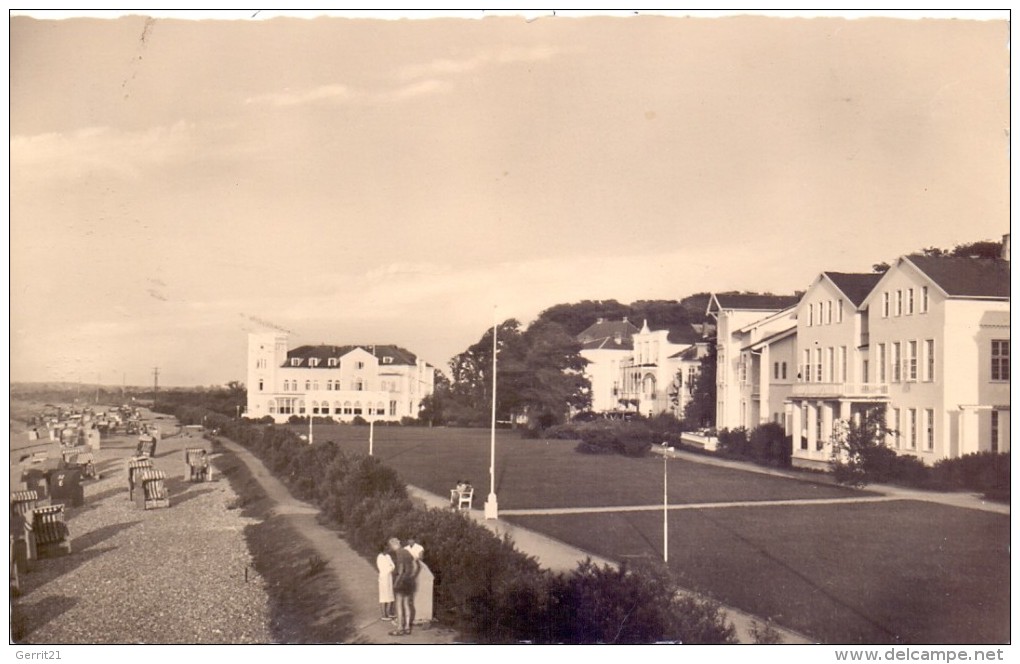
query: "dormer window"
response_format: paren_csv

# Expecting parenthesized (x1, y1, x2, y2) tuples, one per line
(383, 356, 393, 365)
(291, 358, 301, 367)
(328, 358, 338, 367)
(309, 358, 319, 368)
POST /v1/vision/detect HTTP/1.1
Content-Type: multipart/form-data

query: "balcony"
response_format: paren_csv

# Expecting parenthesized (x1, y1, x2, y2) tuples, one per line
(791, 382, 889, 399)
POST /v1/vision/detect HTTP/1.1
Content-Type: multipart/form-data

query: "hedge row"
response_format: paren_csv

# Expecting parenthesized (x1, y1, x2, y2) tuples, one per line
(838, 446, 1010, 499)
(545, 420, 654, 457)
(715, 424, 792, 468)
(159, 405, 735, 643)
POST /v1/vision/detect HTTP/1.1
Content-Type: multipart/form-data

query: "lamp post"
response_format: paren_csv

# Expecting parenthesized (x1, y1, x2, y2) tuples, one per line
(308, 410, 313, 445)
(369, 419, 375, 456)
(663, 445, 673, 563)
(485, 308, 499, 519)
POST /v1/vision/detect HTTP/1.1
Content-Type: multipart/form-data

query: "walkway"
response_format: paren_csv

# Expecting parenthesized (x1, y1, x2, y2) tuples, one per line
(654, 447, 1009, 515)
(213, 436, 459, 644)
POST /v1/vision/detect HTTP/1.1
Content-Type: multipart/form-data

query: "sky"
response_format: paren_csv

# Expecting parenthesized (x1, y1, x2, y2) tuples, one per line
(8, 10, 1010, 387)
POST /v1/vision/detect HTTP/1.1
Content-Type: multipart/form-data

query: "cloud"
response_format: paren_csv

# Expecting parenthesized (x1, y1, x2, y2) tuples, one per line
(244, 84, 354, 107)
(11, 121, 198, 181)
(399, 45, 563, 79)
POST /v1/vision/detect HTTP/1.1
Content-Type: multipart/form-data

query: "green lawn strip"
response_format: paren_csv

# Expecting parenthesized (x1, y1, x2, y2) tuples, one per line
(505, 501, 1009, 645)
(288, 424, 870, 509)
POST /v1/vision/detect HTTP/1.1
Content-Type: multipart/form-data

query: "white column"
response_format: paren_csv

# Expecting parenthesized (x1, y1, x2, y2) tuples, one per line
(791, 402, 803, 453)
(806, 403, 818, 455)
(820, 402, 833, 455)
(759, 345, 770, 424)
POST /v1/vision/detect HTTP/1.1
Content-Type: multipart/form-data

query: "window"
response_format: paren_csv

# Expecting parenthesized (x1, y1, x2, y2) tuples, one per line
(991, 412, 999, 452)
(826, 301, 833, 325)
(862, 359, 869, 383)
(739, 355, 747, 384)
(291, 358, 300, 367)
(991, 340, 1009, 380)
(877, 344, 886, 382)
(283, 382, 289, 392)
(891, 343, 901, 382)
(326, 381, 332, 391)
(882, 292, 890, 318)
(258, 379, 263, 392)
(920, 286, 929, 313)
(357, 361, 365, 370)
(781, 362, 787, 380)
(803, 350, 811, 381)
(390, 400, 397, 416)
(808, 303, 814, 327)
(376, 402, 386, 415)
(826, 347, 834, 383)
(837, 300, 844, 323)
(925, 409, 934, 451)
(328, 358, 338, 367)
(353, 401, 363, 415)
(925, 340, 935, 382)
(354, 379, 364, 391)
(908, 409, 917, 449)
(305, 380, 311, 391)
(840, 346, 847, 383)
(774, 362, 780, 380)
(268, 400, 276, 414)
(891, 408, 901, 448)
(343, 401, 352, 415)
(895, 290, 903, 316)
(906, 288, 914, 315)
(907, 341, 917, 381)
(309, 358, 319, 368)
(815, 348, 822, 385)
(383, 357, 393, 364)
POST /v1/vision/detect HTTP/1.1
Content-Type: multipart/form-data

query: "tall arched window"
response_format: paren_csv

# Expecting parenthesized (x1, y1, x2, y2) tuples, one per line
(353, 401, 363, 415)
(343, 401, 352, 415)
(298, 400, 306, 414)
(305, 380, 311, 391)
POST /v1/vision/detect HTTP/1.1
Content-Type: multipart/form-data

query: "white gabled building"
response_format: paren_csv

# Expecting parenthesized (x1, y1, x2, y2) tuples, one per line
(858, 254, 1010, 461)
(707, 293, 801, 431)
(246, 332, 435, 424)
(787, 272, 885, 466)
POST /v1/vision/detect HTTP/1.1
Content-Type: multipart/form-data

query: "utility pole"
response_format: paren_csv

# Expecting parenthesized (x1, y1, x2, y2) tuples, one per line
(153, 367, 160, 397)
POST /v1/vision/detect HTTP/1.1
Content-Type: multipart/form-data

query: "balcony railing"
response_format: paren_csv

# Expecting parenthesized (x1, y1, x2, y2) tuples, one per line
(791, 382, 889, 398)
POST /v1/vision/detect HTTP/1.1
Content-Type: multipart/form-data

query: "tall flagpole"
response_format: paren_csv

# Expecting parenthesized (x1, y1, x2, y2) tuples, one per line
(485, 306, 499, 519)
(663, 447, 669, 563)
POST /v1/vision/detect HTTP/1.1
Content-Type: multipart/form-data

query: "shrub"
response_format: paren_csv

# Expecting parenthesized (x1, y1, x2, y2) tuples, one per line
(571, 420, 652, 457)
(351, 415, 368, 426)
(400, 416, 418, 426)
(545, 423, 582, 440)
(748, 423, 792, 468)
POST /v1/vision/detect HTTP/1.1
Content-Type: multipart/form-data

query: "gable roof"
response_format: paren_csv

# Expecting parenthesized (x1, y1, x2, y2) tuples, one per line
(904, 255, 1010, 299)
(823, 272, 883, 307)
(666, 323, 705, 345)
(576, 318, 639, 351)
(284, 344, 419, 368)
(709, 293, 800, 314)
(669, 344, 704, 361)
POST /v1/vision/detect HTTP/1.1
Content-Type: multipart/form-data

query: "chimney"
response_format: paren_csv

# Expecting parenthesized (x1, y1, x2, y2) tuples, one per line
(1002, 233, 1010, 261)
(596, 317, 605, 324)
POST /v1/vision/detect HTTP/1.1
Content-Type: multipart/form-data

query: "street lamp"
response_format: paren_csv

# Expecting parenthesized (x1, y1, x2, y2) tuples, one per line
(663, 445, 674, 563)
(485, 308, 499, 520)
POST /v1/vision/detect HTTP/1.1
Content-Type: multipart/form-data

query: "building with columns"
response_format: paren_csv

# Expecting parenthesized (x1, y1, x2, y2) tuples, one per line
(786, 272, 884, 467)
(710, 242, 1010, 467)
(245, 332, 435, 424)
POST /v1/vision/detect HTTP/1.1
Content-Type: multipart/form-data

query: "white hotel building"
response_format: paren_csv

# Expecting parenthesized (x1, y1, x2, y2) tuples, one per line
(246, 332, 435, 424)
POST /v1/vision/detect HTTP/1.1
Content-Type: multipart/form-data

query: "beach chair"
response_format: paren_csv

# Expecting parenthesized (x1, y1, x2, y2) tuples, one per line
(127, 458, 154, 500)
(136, 435, 157, 458)
(10, 491, 39, 565)
(456, 487, 474, 510)
(135, 470, 170, 510)
(184, 447, 213, 482)
(32, 504, 72, 558)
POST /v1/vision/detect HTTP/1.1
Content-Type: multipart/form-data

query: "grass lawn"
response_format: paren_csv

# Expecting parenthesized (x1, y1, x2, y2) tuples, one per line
(508, 501, 1010, 645)
(285, 424, 868, 509)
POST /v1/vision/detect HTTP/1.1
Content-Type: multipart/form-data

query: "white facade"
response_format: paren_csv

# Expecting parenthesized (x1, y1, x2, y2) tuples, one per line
(708, 294, 800, 431)
(859, 257, 1010, 462)
(578, 318, 706, 418)
(246, 332, 435, 424)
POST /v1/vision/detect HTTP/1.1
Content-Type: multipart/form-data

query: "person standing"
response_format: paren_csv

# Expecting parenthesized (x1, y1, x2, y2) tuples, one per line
(388, 537, 417, 636)
(404, 537, 433, 626)
(376, 543, 395, 620)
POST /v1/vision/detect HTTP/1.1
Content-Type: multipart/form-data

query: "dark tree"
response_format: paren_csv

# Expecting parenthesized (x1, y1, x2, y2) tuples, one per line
(683, 341, 717, 429)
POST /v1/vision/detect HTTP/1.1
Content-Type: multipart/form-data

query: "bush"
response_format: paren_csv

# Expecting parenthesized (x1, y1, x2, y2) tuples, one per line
(400, 416, 418, 426)
(160, 400, 736, 644)
(351, 415, 368, 426)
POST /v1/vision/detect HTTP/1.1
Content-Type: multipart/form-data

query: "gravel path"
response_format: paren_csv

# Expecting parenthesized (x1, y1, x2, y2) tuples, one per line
(13, 422, 272, 644)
